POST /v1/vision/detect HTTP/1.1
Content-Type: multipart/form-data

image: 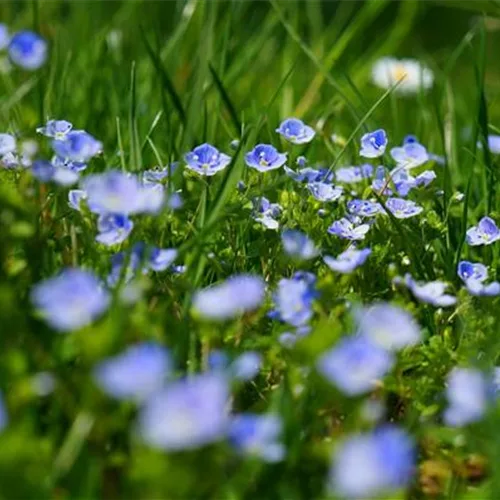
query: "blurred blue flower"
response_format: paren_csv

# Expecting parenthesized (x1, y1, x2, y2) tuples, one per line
(335, 164, 373, 184)
(68, 189, 87, 211)
(323, 247, 371, 274)
(466, 216, 500, 246)
(457, 260, 500, 297)
(192, 275, 265, 321)
(347, 199, 382, 218)
(149, 248, 178, 272)
(307, 181, 342, 202)
(399, 274, 456, 307)
(328, 217, 370, 241)
(231, 352, 262, 381)
(360, 129, 387, 158)
(487, 135, 500, 154)
(0, 391, 7, 432)
(37, 119, 73, 139)
(296, 155, 307, 168)
(229, 414, 285, 462)
(385, 197, 423, 219)
(278, 325, 311, 348)
(0, 133, 16, 156)
(270, 273, 316, 327)
(276, 117, 315, 145)
(94, 342, 171, 401)
(95, 213, 134, 246)
(185, 143, 231, 176)
(285, 166, 325, 183)
(356, 303, 421, 351)
(32, 158, 82, 186)
(245, 144, 287, 172)
(329, 426, 414, 498)
(8, 30, 47, 70)
(0, 24, 9, 50)
(252, 197, 281, 230)
(444, 368, 488, 427)
(371, 166, 393, 195)
(390, 142, 428, 169)
(138, 373, 229, 450)
(82, 171, 164, 215)
(53, 130, 102, 163)
(142, 163, 179, 184)
(281, 229, 319, 260)
(403, 134, 419, 145)
(208, 350, 230, 372)
(317, 337, 393, 396)
(31, 268, 110, 332)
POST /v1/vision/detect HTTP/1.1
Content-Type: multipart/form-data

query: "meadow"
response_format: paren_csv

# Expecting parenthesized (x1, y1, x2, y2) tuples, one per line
(2, 0, 500, 498)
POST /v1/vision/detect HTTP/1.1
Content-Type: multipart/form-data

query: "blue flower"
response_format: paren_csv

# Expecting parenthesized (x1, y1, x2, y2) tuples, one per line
(68, 189, 87, 211)
(0, 24, 9, 50)
(281, 229, 319, 260)
(457, 260, 500, 297)
(335, 164, 373, 184)
(317, 337, 393, 396)
(285, 166, 329, 183)
(229, 414, 285, 462)
(270, 274, 316, 327)
(390, 142, 429, 169)
(307, 182, 343, 202)
(347, 199, 382, 217)
(94, 342, 171, 401)
(53, 130, 102, 163)
(278, 325, 311, 348)
(36, 119, 73, 139)
(276, 117, 315, 144)
(356, 303, 421, 351)
(252, 197, 282, 230)
(31, 268, 110, 332)
(31, 159, 81, 186)
(142, 163, 179, 184)
(8, 30, 47, 70)
(328, 217, 370, 240)
(385, 197, 423, 219)
(466, 217, 500, 246)
(444, 368, 488, 427)
(398, 274, 456, 307)
(323, 247, 371, 274)
(230, 352, 262, 381)
(148, 248, 178, 272)
(245, 144, 287, 172)
(0, 133, 16, 156)
(329, 426, 415, 498)
(192, 275, 265, 321)
(82, 171, 164, 215)
(371, 166, 393, 195)
(185, 143, 231, 176)
(138, 373, 229, 450)
(95, 214, 134, 246)
(487, 135, 500, 154)
(0, 391, 7, 432)
(360, 129, 388, 158)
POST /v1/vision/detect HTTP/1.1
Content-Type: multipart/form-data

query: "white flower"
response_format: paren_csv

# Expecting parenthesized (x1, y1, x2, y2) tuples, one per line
(372, 57, 433, 94)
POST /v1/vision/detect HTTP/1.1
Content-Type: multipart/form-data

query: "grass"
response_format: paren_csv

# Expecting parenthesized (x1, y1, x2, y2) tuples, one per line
(2, 0, 500, 498)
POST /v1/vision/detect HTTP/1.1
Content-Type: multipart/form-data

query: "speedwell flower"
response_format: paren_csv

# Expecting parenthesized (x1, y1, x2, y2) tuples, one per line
(252, 197, 282, 230)
(317, 337, 393, 396)
(36, 119, 73, 139)
(53, 130, 102, 163)
(385, 197, 423, 219)
(95, 214, 134, 246)
(307, 181, 342, 202)
(371, 57, 433, 94)
(360, 129, 388, 158)
(457, 261, 500, 297)
(281, 229, 319, 260)
(245, 144, 287, 172)
(192, 275, 265, 321)
(94, 342, 172, 401)
(8, 30, 47, 70)
(323, 247, 371, 274)
(0, 133, 16, 156)
(390, 142, 429, 170)
(276, 117, 315, 145)
(138, 373, 229, 450)
(398, 274, 456, 307)
(444, 368, 489, 427)
(335, 164, 373, 184)
(184, 143, 231, 176)
(31, 268, 110, 332)
(347, 199, 382, 217)
(229, 413, 285, 462)
(328, 217, 370, 241)
(466, 216, 500, 246)
(329, 426, 415, 498)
